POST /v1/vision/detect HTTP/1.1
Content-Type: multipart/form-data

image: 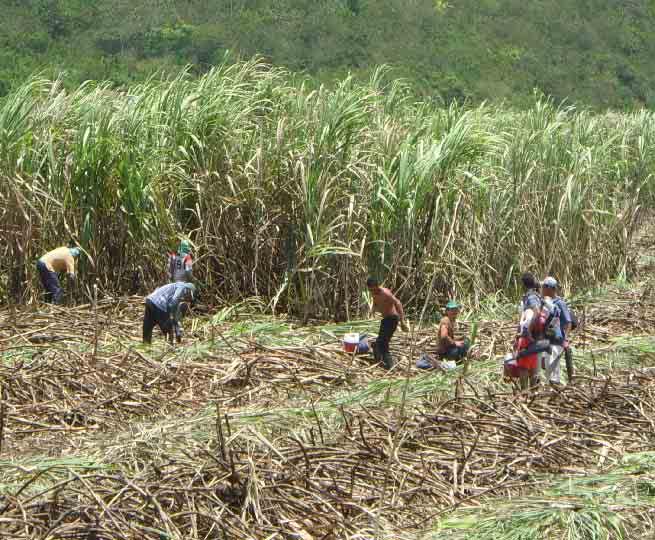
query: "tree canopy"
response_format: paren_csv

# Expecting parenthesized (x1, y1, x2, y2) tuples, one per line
(1, 0, 654, 108)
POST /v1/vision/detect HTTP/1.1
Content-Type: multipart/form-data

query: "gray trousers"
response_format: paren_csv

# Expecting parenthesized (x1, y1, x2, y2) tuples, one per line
(540, 344, 564, 384)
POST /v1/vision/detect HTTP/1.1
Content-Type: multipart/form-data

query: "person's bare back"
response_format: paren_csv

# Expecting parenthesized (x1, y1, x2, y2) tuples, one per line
(366, 278, 408, 369)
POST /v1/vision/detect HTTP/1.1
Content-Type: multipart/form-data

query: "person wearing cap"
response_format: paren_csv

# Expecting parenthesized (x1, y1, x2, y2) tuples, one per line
(143, 282, 195, 344)
(542, 276, 573, 383)
(437, 300, 470, 361)
(366, 277, 409, 369)
(169, 239, 193, 283)
(36, 246, 80, 304)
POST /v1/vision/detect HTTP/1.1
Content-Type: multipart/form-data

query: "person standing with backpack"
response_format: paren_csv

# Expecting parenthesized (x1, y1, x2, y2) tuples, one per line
(169, 240, 193, 283)
(540, 294, 564, 384)
(542, 276, 574, 382)
(515, 272, 543, 389)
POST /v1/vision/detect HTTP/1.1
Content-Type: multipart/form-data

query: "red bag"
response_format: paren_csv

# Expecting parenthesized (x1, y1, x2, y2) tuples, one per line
(516, 336, 538, 370)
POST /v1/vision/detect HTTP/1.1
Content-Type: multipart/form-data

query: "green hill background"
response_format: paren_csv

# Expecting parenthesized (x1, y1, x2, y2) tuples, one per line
(2, 0, 655, 108)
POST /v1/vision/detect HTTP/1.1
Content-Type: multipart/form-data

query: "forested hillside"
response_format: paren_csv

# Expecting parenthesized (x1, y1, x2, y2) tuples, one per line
(1, 0, 655, 108)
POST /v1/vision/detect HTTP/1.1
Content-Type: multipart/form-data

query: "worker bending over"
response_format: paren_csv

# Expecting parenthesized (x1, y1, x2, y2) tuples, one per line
(143, 282, 195, 344)
(36, 246, 80, 304)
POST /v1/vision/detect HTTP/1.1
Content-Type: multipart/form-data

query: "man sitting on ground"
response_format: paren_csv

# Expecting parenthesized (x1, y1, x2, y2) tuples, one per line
(143, 282, 195, 344)
(516, 272, 543, 389)
(437, 300, 470, 362)
(367, 277, 409, 369)
(36, 246, 80, 304)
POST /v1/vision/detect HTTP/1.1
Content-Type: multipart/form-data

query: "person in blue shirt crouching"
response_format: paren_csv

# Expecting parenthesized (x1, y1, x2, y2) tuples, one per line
(143, 282, 195, 344)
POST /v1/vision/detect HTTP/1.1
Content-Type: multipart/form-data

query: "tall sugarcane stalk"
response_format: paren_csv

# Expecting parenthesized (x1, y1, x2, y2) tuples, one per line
(0, 65, 652, 312)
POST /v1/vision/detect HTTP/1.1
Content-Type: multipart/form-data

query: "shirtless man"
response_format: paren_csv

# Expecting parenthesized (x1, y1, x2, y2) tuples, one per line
(367, 277, 409, 369)
(437, 300, 469, 362)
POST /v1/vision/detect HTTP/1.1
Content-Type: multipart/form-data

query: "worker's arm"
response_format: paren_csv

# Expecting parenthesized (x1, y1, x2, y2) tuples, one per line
(394, 295, 409, 331)
(393, 295, 405, 322)
(559, 300, 573, 336)
(368, 295, 377, 318)
(66, 254, 76, 279)
(169, 284, 194, 316)
(168, 287, 186, 316)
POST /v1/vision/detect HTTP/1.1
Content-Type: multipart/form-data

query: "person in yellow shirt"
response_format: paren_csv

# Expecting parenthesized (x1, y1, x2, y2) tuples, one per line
(36, 246, 80, 304)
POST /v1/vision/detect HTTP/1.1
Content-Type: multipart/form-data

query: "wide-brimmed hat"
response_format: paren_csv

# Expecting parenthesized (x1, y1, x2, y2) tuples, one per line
(445, 300, 461, 310)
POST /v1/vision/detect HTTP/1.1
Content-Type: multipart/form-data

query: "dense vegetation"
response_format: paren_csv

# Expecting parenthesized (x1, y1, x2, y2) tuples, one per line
(1, 61, 653, 315)
(2, 0, 655, 108)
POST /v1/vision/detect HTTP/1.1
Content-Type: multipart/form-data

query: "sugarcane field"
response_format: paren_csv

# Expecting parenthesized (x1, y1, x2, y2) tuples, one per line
(2, 64, 655, 539)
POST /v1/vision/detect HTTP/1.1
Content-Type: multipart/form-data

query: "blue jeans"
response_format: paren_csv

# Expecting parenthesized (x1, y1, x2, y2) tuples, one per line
(37, 260, 63, 304)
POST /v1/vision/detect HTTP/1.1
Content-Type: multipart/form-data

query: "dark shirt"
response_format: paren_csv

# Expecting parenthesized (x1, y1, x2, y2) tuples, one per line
(553, 296, 572, 339)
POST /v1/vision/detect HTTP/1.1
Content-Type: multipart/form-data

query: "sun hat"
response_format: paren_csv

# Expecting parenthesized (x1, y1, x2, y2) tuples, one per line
(542, 276, 558, 288)
(445, 300, 461, 310)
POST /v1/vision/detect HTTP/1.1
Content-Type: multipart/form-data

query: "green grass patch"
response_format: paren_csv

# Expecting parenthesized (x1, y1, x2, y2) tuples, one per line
(431, 452, 655, 540)
(0, 455, 108, 497)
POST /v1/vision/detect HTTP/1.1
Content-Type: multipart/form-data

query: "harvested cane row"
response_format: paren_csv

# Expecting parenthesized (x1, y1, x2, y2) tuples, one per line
(2, 299, 655, 539)
(0, 333, 388, 458)
(1, 372, 654, 539)
(0, 299, 456, 457)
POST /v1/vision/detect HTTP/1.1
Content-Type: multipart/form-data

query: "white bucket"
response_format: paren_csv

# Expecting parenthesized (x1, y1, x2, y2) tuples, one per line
(343, 333, 359, 353)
